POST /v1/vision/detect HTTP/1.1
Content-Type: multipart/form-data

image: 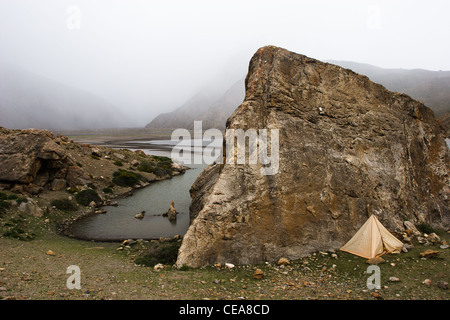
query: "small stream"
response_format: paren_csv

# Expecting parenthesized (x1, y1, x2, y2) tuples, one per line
(65, 140, 208, 241)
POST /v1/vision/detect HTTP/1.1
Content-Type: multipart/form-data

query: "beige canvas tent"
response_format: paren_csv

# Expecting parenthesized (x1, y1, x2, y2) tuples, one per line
(340, 215, 403, 259)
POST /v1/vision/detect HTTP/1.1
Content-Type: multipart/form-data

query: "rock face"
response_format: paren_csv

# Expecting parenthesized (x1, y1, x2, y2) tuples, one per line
(0, 128, 81, 189)
(176, 46, 449, 268)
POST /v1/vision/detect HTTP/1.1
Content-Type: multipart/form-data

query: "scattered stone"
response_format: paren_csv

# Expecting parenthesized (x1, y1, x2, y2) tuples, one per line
(440, 244, 449, 249)
(422, 279, 432, 286)
(0, 287, 7, 292)
(403, 221, 421, 236)
(277, 258, 290, 266)
(50, 179, 67, 191)
(331, 253, 338, 259)
(404, 243, 414, 250)
(366, 256, 385, 265)
(371, 292, 383, 300)
(225, 263, 235, 269)
(253, 268, 264, 279)
(419, 250, 439, 258)
(428, 233, 441, 244)
(417, 236, 430, 245)
(130, 160, 139, 167)
(389, 277, 400, 282)
(23, 183, 43, 195)
(113, 153, 125, 160)
(46, 250, 55, 256)
(122, 239, 136, 246)
(437, 281, 448, 290)
(153, 263, 164, 271)
(18, 199, 43, 217)
(66, 165, 92, 188)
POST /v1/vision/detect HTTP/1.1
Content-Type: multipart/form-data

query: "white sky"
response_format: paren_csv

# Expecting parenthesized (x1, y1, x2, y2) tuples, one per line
(0, 0, 449, 126)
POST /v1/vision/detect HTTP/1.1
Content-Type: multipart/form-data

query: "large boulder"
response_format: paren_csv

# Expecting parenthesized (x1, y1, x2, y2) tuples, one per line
(176, 46, 449, 268)
(0, 128, 92, 190)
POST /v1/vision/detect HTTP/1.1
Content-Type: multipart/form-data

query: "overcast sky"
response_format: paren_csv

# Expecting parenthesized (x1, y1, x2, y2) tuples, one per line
(1, 0, 449, 127)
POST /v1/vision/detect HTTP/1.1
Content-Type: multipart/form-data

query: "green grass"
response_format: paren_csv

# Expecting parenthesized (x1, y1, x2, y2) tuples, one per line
(75, 189, 101, 206)
(134, 241, 181, 267)
(102, 187, 113, 194)
(113, 160, 123, 166)
(137, 160, 154, 173)
(50, 199, 78, 212)
(112, 169, 142, 187)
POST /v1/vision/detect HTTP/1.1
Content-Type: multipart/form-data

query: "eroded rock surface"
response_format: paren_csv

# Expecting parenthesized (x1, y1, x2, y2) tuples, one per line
(176, 46, 449, 268)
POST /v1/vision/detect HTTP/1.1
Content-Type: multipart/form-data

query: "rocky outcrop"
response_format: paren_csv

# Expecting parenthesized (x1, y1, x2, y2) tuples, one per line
(176, 46, 450, 268)
(0, 128, 78, 188)
(0, 127, 188, 197)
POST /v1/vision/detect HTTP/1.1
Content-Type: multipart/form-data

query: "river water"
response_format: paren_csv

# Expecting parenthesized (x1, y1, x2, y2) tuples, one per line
(65, 140, 208, 241)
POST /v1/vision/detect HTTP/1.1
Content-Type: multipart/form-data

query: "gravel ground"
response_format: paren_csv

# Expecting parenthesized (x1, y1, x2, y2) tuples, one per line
(1, 228, 448, 301)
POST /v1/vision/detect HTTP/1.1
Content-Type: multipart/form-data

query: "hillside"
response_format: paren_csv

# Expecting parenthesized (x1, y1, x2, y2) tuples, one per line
(0, 65, 132, 130)
(328, 60, 450, 118)
(146, 61, 450, 134)
(145, 78, 245, 130)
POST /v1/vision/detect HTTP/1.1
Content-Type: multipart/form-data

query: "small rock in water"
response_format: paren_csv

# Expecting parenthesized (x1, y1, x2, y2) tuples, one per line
(164, 201, 177, 221)
(135, 211, 145, 219)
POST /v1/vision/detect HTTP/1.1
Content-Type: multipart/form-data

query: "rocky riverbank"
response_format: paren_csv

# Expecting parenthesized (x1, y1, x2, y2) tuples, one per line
(0, 127, 188, 238)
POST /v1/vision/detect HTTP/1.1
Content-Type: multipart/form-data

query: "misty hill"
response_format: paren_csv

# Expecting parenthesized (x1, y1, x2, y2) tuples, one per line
(0, 65, 131, 131)
(146, 61, 450, 133)
(327, 60, 450, 118)
(145, 78, 245, 130)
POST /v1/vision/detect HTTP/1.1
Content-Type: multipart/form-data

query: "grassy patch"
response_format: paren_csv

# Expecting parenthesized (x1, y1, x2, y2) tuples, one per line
(75, 189, 101, 206)
(417, 223, 436, 234)
(102, 187, 113, 194)
(113, 160, 123, 166)
(134, 241, 181, 267)
(1, 213, 36, 241)
(137, 160, 154, 173)
(50, 199, 78, 212)
(152, 155, 173, 163)
(112, 169, 142, 187)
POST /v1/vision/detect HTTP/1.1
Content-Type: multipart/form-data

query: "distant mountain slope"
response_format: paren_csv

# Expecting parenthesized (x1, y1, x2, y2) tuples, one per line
(147, 61, 450, 134)
(0, 65, 130, 130)
(145, 78, 245, 130)
(327, 60, 450, 117)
